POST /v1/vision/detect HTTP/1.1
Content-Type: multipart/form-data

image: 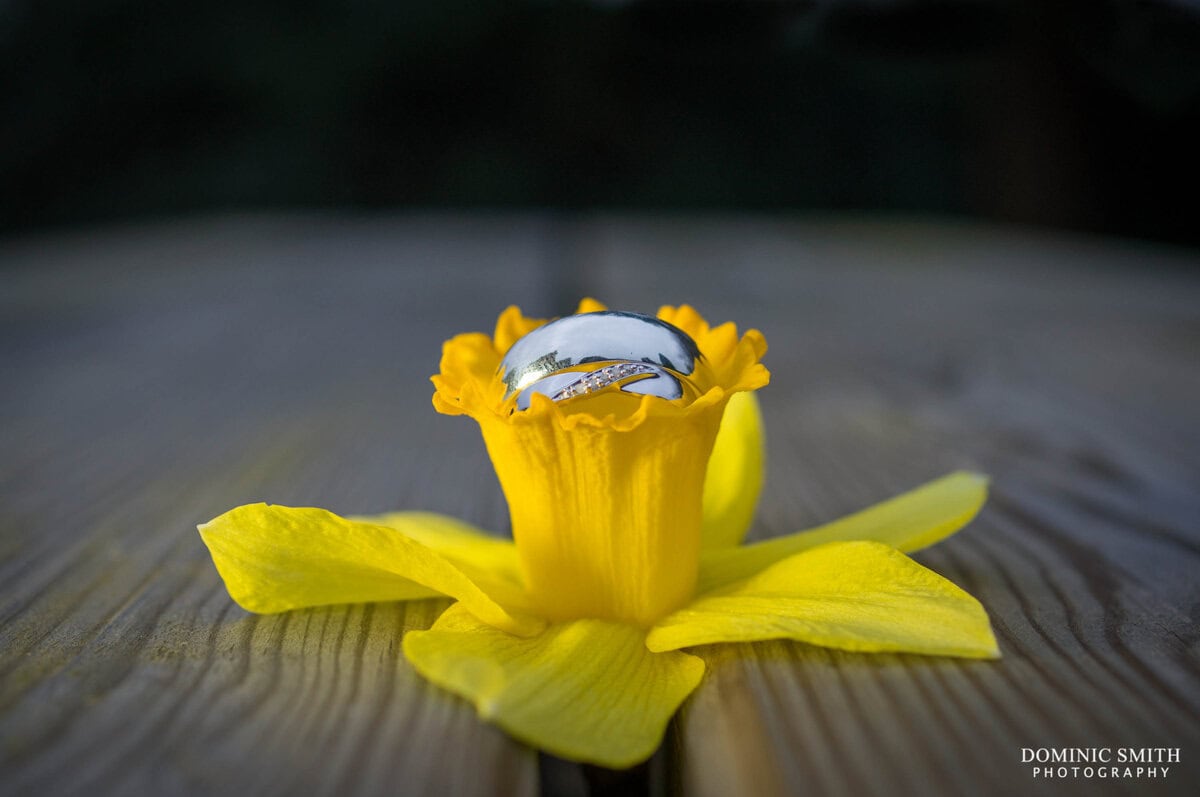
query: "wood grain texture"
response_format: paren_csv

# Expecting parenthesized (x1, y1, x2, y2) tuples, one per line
(2, 214, 1198, 796)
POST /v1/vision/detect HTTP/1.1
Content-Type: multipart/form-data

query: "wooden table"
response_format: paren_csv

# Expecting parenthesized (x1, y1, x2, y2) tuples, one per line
(3, 214, 1198, 796)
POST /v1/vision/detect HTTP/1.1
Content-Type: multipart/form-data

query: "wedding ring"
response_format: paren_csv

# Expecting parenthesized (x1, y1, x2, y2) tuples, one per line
(500, 311, 702, 410)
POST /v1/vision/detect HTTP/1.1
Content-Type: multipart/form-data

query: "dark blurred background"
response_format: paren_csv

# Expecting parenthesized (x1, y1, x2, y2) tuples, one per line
(2, 0, 1199, 247)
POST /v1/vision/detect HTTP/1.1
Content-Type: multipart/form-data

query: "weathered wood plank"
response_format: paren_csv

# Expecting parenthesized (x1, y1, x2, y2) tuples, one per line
(2, 214, 1199, 796)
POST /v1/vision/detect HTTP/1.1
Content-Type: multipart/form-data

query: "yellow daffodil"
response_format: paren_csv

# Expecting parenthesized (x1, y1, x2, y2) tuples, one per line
(199, 300, 998, 769)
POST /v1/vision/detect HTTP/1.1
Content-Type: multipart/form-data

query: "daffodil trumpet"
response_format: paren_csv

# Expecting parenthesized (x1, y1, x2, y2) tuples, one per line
(199, 299, 999, 769)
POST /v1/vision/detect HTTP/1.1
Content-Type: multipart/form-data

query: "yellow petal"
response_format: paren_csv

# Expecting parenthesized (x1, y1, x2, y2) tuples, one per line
(493, 306, 546, 356)
(199, 505, 542, 636)
(404, 603, 704, 768)
(430, 331, 502, 417)
(349, 511, 530, 610)
(574, 297, 608, 313)
(648, 541, 999, 659)
(697, 471, 988, 592)
(657, 305, 769, 395)
(701, 390, 765, 548)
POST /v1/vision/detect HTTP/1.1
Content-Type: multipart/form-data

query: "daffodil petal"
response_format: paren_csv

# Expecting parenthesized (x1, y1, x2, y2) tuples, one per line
(574, 297, 608, 313)
(701, 390, 765, 548)
(493, 305, 545, 355)
(648, 541, 999, 658)
(697, 471, 988, 592)
(199, 504, 542, 636)
(350, 511, 529, 609)
(404, 603, 705, 769)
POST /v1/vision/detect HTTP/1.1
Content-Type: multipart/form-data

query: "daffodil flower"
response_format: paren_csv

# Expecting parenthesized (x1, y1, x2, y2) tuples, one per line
(199, 299, 998, 769)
